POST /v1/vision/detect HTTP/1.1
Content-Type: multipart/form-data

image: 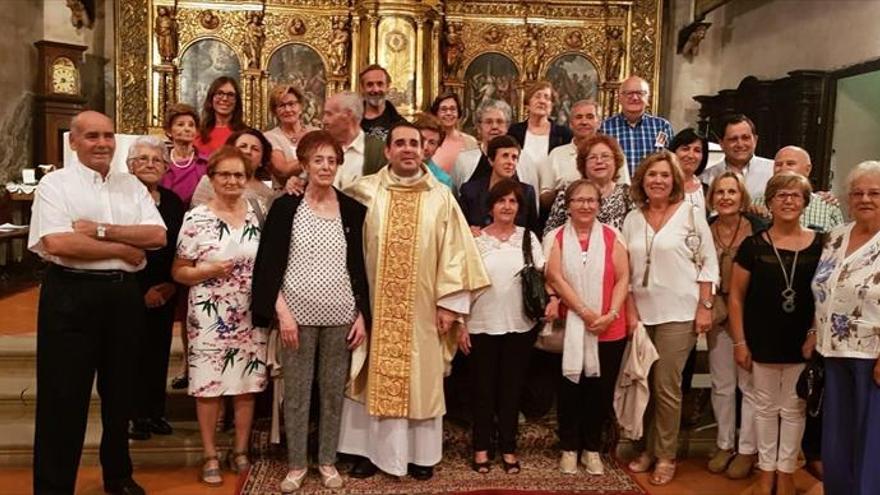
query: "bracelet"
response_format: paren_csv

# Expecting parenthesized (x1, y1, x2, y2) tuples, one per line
(806, 328, 817, 336)
(548, 294, 559, 300)
(608, 308, 619, 319)
(733, 341, 747, 347)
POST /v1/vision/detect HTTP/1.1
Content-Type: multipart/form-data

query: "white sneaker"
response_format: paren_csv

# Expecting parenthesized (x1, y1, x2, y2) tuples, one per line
(560, 451, 578, 474)
(582, 451, 605, 476)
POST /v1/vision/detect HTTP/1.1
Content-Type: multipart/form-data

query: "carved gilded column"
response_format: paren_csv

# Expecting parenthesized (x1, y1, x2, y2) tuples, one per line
(241, 68, 267, 129)
(601, 81, 620, 121)
(154, 64, 178, 126)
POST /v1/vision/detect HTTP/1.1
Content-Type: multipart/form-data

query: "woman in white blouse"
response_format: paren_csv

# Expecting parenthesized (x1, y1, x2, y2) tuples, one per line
(264, 85, 317, 184)
(458, 179, 547, 475)
(622, 150, 719, 486)
(808, 161, 880, 495)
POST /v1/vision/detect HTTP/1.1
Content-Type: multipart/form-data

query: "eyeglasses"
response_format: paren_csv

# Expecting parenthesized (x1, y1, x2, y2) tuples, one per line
(772, 191, 805, 203)
(848, 190, 880, 200)
(213, 90, 237, 100)
(437, 105, 458, 114)
(132, 156, 165, 165)
(621, 90, 648, 99)
(481, 118, 507, 126)
(569, 197, 598, 207)
(212, 171, 247, 181)
(277, 101, 300, 110)
(587, 153, 614, 162)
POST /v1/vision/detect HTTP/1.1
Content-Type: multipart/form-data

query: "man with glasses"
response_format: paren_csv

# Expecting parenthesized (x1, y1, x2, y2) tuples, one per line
(599, 75, 674, 176)
(29, 111, 167, 495)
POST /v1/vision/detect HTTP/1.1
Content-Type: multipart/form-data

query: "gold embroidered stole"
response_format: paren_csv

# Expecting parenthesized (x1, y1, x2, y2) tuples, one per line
(367, 188, 422, 417)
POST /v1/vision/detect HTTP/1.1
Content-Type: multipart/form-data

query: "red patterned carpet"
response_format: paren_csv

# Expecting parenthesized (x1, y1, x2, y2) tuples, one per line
(239, 417, 644, 495)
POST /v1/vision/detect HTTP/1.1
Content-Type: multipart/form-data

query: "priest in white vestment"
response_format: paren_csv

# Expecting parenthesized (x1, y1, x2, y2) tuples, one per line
(338, 123, 490, 479)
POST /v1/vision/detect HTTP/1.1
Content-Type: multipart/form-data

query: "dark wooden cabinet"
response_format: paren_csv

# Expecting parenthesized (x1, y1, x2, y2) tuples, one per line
(33, 41, 88, 167)
(694, 71, 832, 189)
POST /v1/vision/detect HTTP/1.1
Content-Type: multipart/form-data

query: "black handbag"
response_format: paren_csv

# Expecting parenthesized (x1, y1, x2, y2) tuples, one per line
(796, 353, 825, 418)
(519, 230, 548, 321)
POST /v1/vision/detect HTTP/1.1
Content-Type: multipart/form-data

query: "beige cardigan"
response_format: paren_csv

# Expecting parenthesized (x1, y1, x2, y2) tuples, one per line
(613, 323, 659, 441)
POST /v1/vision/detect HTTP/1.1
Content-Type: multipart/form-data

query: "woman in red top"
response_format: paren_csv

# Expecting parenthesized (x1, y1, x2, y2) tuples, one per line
(195, 76, 246, 157)
(545, 179, 630, 477)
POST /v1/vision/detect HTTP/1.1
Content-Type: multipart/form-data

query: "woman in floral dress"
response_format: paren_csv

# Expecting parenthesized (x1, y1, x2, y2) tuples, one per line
(173, 145, 268, 486)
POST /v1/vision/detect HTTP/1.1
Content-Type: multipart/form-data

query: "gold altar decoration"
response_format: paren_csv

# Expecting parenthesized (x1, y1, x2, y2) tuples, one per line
(115, 0, 662, 134)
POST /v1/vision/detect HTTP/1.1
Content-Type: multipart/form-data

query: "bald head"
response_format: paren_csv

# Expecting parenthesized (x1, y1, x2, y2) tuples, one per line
(69, 111, 116, 174)
(619, 76, 650, 121)
(774, 145, 812, 177)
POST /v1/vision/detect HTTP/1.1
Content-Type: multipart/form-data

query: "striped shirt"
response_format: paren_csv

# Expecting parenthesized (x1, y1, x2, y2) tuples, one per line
(599, 112, 674, 175)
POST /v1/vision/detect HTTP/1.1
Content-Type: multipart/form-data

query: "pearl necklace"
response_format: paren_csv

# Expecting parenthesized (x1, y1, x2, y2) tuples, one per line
(171, 148, 195, 169)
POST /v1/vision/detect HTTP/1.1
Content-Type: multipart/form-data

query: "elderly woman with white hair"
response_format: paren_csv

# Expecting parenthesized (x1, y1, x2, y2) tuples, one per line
(125, 136, 186, 441)
(808, 161, 880, 495)
(452, 99, 538, 195)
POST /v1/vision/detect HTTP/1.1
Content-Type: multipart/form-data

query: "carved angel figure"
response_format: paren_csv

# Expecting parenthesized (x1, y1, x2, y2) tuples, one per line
(523, 25, 543, 81)
(605, 26, 624, 82)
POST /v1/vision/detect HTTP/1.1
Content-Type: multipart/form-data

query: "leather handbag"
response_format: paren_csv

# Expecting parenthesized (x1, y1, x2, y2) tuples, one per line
(796, 353, 825, 418)
(519, 230, 548, 321)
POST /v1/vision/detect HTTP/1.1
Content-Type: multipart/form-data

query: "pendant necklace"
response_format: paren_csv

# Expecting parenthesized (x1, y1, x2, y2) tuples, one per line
(767, 230, 799, 314)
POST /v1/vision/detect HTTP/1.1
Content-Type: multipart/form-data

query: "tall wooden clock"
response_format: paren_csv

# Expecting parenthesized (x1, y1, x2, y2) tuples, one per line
(33, 41, 88, 167)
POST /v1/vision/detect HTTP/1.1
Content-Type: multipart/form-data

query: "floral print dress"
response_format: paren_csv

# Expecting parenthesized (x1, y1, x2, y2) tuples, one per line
(177, 203, 268, 397)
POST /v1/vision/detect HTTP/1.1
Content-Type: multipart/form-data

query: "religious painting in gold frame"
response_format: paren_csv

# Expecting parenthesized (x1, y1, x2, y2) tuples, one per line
(178, 38, 241, 110)
(461, 53, 520, 135)
(267, 43, 327, 129)
(546, 54, 600, 127)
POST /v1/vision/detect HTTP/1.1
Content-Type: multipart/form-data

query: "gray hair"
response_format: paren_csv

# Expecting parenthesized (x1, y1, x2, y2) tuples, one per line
(570, 98, 601, 117)
(847, 160, 880, 192)
(332, 91, 364, 123)
(474, 99, 512, 128)
(126, 135, 169, 166)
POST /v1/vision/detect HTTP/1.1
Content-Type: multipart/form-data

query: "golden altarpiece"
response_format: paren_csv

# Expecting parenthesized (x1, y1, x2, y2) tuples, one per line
(115, 0, 662, 135)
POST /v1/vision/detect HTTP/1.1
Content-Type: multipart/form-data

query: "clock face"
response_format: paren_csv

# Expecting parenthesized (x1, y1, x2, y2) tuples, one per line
(51, 57, 79, 95)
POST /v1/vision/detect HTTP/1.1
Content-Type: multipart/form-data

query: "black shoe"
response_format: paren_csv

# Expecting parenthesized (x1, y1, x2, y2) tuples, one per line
(407, 463, 434, 481)
(349, 457, 378, 478)
(148, 417, 173, 435)
(104, 478, 146, 495)
(128, 420, 151, 441)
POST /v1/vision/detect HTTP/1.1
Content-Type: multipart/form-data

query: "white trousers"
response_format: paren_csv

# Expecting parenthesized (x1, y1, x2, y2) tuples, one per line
(707, 325, 757, 453)
(752, 362, 806, 473)
(337, 398, 443, 477)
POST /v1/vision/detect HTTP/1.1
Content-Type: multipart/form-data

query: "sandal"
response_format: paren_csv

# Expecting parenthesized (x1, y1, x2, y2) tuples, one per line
(280, 468, 308, 493)
(502, 456, 521, 475)
(201, 455, 223, 486)
(649, 459, 677, 486)
(627, 453, 654, 473)
(229, 451, 250, 474)
(471, 450, 492, 474)
(318, 465, 344, 489)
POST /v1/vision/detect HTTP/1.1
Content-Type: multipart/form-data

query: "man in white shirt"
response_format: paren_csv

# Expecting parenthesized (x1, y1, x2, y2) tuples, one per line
(29, 111, 167, 495)
(323, 91, 386, 189)
(700, 114, 773, 199)
(539, 99, 631, 210)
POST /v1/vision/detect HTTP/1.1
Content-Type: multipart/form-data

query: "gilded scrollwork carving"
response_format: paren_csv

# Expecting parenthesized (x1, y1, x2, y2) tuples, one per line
(565, 30, 584, 50)
(116, 0, 149, 134)
(482, 25, 504, 45)
(155, 6, 178, 64)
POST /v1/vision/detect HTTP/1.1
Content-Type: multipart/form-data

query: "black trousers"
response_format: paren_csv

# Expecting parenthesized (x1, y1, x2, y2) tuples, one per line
(557, 338, 627, 452)
(33, 266, 144, 494)
(133, 300, 175, 419)
(468, 330, 536, 454)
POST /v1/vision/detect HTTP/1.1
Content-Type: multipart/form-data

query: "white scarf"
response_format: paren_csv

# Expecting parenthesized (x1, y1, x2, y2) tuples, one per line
(561, 220, 604, 382)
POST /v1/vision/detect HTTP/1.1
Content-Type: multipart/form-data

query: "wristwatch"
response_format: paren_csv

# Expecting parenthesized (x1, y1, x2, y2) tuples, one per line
(96, 224, 107, 239)
(700, 298, 714, 310)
